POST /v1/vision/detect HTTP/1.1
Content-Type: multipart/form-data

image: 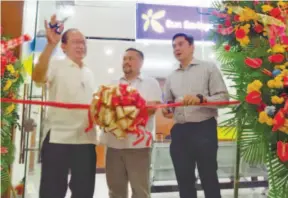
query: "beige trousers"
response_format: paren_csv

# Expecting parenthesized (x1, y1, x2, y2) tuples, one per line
(105, 147, 151, 198)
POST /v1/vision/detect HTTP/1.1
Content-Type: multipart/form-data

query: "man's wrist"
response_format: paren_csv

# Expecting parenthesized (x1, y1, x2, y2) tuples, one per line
(196, 94, 205, 103)
(46, 43, 57, 50)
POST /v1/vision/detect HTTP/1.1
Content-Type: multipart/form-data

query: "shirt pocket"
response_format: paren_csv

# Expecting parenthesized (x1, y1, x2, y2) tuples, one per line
(60, 70, 84, 102)
(189, 77, 209, 96)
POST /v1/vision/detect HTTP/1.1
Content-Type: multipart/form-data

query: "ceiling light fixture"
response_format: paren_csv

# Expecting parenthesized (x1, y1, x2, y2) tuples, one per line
(107, 68, 115, 74)
(105, 48, 113, 56)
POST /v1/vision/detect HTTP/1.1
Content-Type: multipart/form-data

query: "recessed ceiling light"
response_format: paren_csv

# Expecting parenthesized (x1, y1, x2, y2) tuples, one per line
(107, 68, 114, 74)
(105, 48, 113, 56)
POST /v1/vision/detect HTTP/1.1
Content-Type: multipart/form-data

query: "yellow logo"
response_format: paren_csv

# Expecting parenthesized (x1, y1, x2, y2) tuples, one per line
(141, 9, 166, 33)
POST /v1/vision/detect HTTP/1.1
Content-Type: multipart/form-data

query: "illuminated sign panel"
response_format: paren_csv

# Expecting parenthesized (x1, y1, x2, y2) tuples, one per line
(136, 3, 214, 41)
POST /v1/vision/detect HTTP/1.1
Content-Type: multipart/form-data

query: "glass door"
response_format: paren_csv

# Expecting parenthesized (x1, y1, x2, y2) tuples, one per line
(18, 1, 80, 197)
(20, 83, 47, 198)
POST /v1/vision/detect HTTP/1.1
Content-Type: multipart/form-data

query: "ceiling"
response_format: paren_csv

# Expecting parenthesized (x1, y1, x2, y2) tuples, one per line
(74, 0, 215, 7)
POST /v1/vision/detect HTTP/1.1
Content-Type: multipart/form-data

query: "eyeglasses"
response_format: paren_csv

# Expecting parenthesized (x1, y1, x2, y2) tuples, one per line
(69, 40, 86, 46)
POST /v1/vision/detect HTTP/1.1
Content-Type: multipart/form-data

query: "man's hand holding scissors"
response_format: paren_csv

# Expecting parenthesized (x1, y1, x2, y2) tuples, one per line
(44, 14, 65, 46)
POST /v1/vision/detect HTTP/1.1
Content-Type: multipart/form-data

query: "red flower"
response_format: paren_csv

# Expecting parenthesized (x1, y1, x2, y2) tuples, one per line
(0, 147, 8, 154)
(269, 8, 285, 22)
(245, 91, 262, 105)
(23, 34, 31, 41)
(8, 92, 15, 99)
(261, 69, 272, 77)
(257, 102, 266, 112)
(245, 57, 263, 68)
(234, 15, 240, 22)
(277, 141, 288, 162)
(10, 56, 17, 63)
(270, 8, 281, 17)
(281, 35, 288, 45)
(254, 24, 263, 33)
(235, 28, 246, 39)
(15, 183, 24, 195)
(272, 109, 286, 131)
(268, 54, 285, 63)
(1, 56, 7, 77)
(224, 19, 231, 27)
(284, 76, 288, 87)
(224, 44, 231, 51)
(5, 50, 13, 58)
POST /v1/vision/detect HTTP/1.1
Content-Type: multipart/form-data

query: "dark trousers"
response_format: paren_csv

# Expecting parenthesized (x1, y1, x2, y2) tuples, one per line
(39, 133, 97, 198)
(170, 118, 221, 198)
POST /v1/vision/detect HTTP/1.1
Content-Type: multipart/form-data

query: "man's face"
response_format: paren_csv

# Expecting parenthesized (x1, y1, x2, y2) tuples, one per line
(172, 36, 194, 62)
(61, 30, 87, 60)
(122, 50, 142, 75)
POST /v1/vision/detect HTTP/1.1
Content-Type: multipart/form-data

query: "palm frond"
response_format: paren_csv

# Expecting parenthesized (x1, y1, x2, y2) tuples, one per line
(240, 129, 267, 165)
(0, 169, 10, 195)
(266, 151, 288, 198)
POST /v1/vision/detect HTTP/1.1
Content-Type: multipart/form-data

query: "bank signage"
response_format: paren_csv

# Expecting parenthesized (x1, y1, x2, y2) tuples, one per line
(136, 3, 213, 41)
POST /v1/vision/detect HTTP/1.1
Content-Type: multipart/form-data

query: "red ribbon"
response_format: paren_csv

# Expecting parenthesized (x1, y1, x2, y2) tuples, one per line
(0, 98, 240, 109)
(85, 109, 93, 132)
(1, 97, 240, 146)
(145, 131, 152, 147)
(151, 100, 241, 108)
(0, 98, 90, 109)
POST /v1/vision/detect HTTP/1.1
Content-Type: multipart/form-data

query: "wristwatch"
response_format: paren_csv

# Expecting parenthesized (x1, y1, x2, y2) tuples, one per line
(196, 94, 204, 103)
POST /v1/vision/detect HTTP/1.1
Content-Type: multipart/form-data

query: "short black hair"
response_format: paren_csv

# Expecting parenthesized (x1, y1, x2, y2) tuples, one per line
(61, 28, 79, 44)
(172, 33, 194, 45)
(125, 48, 144, 60)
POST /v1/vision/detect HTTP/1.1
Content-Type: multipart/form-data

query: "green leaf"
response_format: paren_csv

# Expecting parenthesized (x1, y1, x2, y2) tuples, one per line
(266, 151, 288, 198)
(0, 168, 10, 195)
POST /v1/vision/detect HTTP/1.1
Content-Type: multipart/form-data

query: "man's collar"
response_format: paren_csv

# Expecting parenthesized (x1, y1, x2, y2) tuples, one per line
(64, 57, 85, 67)
(120, 74, 143, 82)
(176, 58, 201, 70)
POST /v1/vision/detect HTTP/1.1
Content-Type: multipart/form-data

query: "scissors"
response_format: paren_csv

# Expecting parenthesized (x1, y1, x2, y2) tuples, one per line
(49, 17, 69, 35)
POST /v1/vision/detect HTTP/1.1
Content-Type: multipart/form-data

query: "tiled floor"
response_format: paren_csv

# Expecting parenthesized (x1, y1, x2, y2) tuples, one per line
(24, 168, 267, 198)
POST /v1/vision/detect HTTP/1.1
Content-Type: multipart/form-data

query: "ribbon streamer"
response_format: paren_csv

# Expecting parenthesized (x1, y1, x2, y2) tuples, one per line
(1, 97, 240, 146)
(1, 34, 31, 55)
(0, 98, 240, 109)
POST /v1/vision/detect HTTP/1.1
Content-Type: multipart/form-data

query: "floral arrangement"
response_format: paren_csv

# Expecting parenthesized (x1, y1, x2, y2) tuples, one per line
(210, 1, 288, 197)
(1, 29, 31, 195)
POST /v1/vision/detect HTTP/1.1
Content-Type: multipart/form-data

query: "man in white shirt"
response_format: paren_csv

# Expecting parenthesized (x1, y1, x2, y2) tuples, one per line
(32, 15, 97, 198)
(104, 48, 162, 198)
